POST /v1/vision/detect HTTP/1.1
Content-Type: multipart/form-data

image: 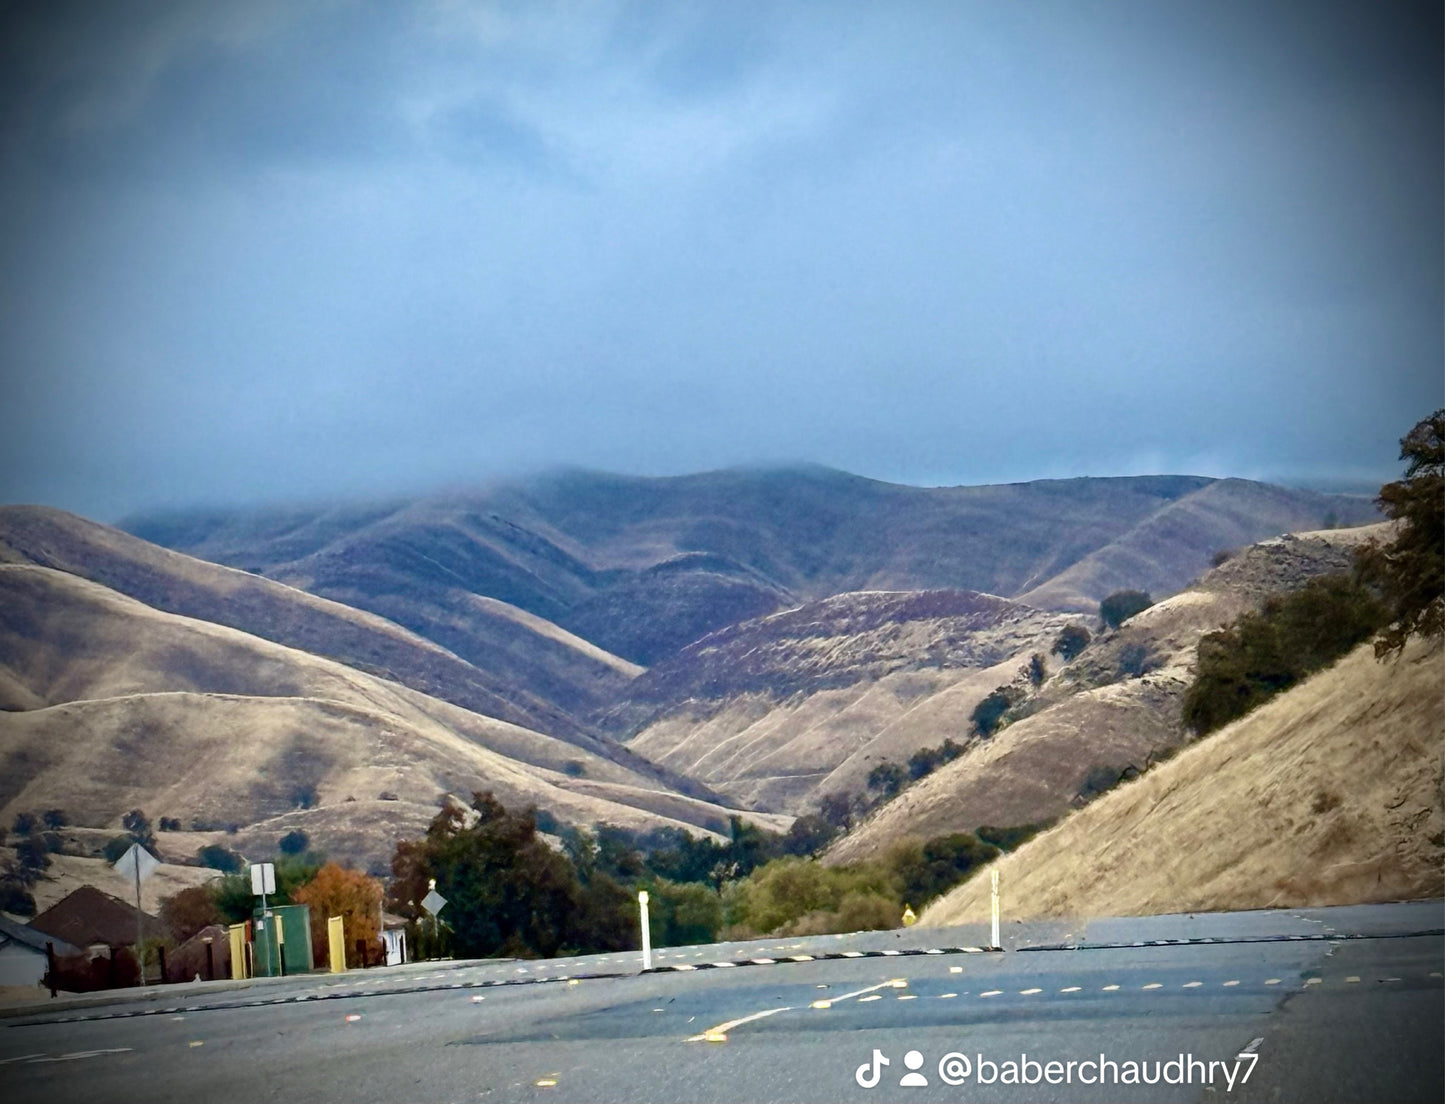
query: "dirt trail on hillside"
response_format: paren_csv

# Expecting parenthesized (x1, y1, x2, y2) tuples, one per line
(922, 635, 1444, 925)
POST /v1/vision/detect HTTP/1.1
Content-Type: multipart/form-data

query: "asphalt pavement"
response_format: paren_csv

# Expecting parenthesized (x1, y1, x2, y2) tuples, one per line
(1, 900, 1439, 1104)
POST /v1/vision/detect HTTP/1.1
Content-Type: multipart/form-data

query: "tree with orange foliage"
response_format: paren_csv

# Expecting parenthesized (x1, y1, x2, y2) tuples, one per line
(290, 862, 383, 968)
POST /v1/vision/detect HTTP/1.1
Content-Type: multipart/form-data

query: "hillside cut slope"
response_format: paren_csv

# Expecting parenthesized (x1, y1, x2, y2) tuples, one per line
(921, 634, 1443, 924)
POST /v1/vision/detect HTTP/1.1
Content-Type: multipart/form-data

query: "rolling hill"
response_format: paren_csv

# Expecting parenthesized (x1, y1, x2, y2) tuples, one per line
(0, 563, 784, 871)
(0, 505, 638, 744)
(125, 467, 1376, 669)
(824, 527, 1374, 864)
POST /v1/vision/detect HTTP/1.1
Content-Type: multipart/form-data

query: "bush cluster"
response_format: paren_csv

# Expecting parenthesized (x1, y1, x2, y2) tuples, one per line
(1182, 574, 1386, 735)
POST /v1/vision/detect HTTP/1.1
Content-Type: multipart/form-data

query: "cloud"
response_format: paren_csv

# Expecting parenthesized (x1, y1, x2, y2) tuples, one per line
(0, 0, 1438, 519)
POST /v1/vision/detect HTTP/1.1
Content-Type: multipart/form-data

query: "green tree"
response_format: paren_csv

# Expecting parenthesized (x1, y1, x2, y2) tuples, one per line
(11, 812, 36, 835)
(122, 809, 155, 848)
(971, 686, 1020, 737)
(1051, 623, 1092, 661)
(278, 829, 310, 856)
(1100, 590, 1153, 630)
(866, 761, 907, 800)
(1356, 409, 1445, 656)
(197, 844, 244, 873)
(41, 809, 67, 830)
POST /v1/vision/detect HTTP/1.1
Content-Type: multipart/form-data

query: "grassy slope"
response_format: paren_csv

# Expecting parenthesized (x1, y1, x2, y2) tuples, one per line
(921, 634, 1444, 925)
(0, 505, 636, 741)
(824, 528, 1372, 864)
(620, 591, 1072, 812)
(0, 566, 782, 866)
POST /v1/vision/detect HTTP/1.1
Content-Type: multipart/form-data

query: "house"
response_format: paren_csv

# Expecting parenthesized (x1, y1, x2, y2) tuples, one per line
(0, 915, 80, 988)
(27, 885, 169, 952)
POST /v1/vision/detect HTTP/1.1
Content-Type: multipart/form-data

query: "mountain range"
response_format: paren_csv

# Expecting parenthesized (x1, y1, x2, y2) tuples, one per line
(0, 466, 1382, 872)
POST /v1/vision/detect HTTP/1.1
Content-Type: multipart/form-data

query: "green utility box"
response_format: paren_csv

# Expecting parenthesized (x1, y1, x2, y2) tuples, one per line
(251, 904, 314, 976)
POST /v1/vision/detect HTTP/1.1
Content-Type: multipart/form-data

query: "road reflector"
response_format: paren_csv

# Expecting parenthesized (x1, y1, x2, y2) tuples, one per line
(345, 1014, 362, 1021)
(536, 1078, 557, 1087)
(188, 1041, 203, 1048)
(890, 979, 908, 988)
(704, 1032, 727, 1043)
(470, 995, 485, 1003)
(949, 965, 963, 973)
(811, 1000, 831, 1009)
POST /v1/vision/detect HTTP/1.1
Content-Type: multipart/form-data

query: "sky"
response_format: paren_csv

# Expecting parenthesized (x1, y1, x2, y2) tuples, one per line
(0, 0, 1439, 520)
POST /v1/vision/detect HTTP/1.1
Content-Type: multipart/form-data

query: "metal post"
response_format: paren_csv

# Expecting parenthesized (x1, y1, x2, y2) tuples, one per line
(133, 850, 144, 986)
(638, 890, 652, 972)
(990, 868, 1000, 950)
(157, 944, 167, 984)
(204, 937, 214, 981)
(45, 941, 57, 998)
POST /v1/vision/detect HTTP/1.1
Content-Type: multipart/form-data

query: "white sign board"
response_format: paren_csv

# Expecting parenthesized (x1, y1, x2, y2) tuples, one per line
(420, 888, 448, 916)
(250, 862, 276, 896)
(111, 843, 159, 884)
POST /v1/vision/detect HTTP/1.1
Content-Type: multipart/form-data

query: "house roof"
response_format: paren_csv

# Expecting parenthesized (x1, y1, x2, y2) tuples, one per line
(0, 914, 81, 956)
(28, 885, 169, 949)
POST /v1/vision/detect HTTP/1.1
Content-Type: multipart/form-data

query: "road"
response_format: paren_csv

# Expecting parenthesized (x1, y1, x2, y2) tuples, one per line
(1, 901, 1439, 1103)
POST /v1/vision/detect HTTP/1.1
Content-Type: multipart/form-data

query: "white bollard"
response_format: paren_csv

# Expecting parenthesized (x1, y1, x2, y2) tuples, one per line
(638, 890, 653, 972)
(990, 868, 1000, 950)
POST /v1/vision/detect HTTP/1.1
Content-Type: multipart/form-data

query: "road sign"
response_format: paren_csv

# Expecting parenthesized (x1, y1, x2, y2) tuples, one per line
(111, 843, 159, 883)
(250, 862, 276, 896)
(421, 888, 448, 916)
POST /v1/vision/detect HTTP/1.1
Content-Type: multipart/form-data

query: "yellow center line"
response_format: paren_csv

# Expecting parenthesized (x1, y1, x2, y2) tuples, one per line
(692, 978, 905, 1038)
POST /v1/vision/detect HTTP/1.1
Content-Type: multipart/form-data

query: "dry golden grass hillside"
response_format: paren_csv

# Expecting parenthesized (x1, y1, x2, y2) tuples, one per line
(921, 634, 1443, 925)
(824, 528, 1370, 865)
(0, 565, 782, 868)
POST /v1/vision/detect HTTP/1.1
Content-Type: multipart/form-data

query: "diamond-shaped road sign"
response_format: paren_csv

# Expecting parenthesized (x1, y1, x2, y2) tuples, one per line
(421, 888, 448, 916)
(111, 843, 159, 884)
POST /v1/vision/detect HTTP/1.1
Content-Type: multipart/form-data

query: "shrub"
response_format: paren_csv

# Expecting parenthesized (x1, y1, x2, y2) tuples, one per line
(1211, 548, 1235, 568)
(1100, 590, 1153, 630)
(41, 809, 67, 830)
(562, 760, 587, 778)
(971, 686, 1021, 737)
(0, 881, 35, 915)
(11, 812, 36, 836)
(160, 885, 225, 942)
(866, 761, 907, 800)
(888, 833, 999, 907)
(102, 835, 134, 864)
(1025, 652, 1046, 686)
(197, 844, 244, 873)
(1116, 641, 1155, 679)
(1182, 574, 1386, 734)
(14, 837, 50, 873)
(158, 817, 182, 832)
(122, 809, 155, 848)
(975, 822, 1051, 851)
(1051, 623, 1092, 661)
(1077, 764, 1137, 802)
(278, 830, 310, 856)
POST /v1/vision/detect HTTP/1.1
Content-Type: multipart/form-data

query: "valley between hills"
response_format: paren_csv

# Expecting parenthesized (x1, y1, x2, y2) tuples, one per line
(3, 464, 1438, 924)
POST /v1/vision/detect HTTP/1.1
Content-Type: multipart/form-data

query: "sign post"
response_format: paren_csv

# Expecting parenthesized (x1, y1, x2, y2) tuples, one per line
(250, 862, 277, 976)
(112, 843, 159, 986)
(638, 890, 652, 972)
(990, 867, 1000, 950)
(420, 880, 448, 961)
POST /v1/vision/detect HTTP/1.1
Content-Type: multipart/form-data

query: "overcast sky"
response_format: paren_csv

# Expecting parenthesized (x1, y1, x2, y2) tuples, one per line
(0, 0, 1439, 520)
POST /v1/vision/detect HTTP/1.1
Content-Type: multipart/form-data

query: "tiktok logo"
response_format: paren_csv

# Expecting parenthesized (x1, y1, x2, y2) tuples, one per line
(856, 1049, 930, 1089)
(855, 1049, 890, 1088)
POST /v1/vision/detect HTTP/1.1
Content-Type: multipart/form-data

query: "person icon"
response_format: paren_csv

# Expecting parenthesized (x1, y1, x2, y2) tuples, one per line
(900, 1050, 928, 1087)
